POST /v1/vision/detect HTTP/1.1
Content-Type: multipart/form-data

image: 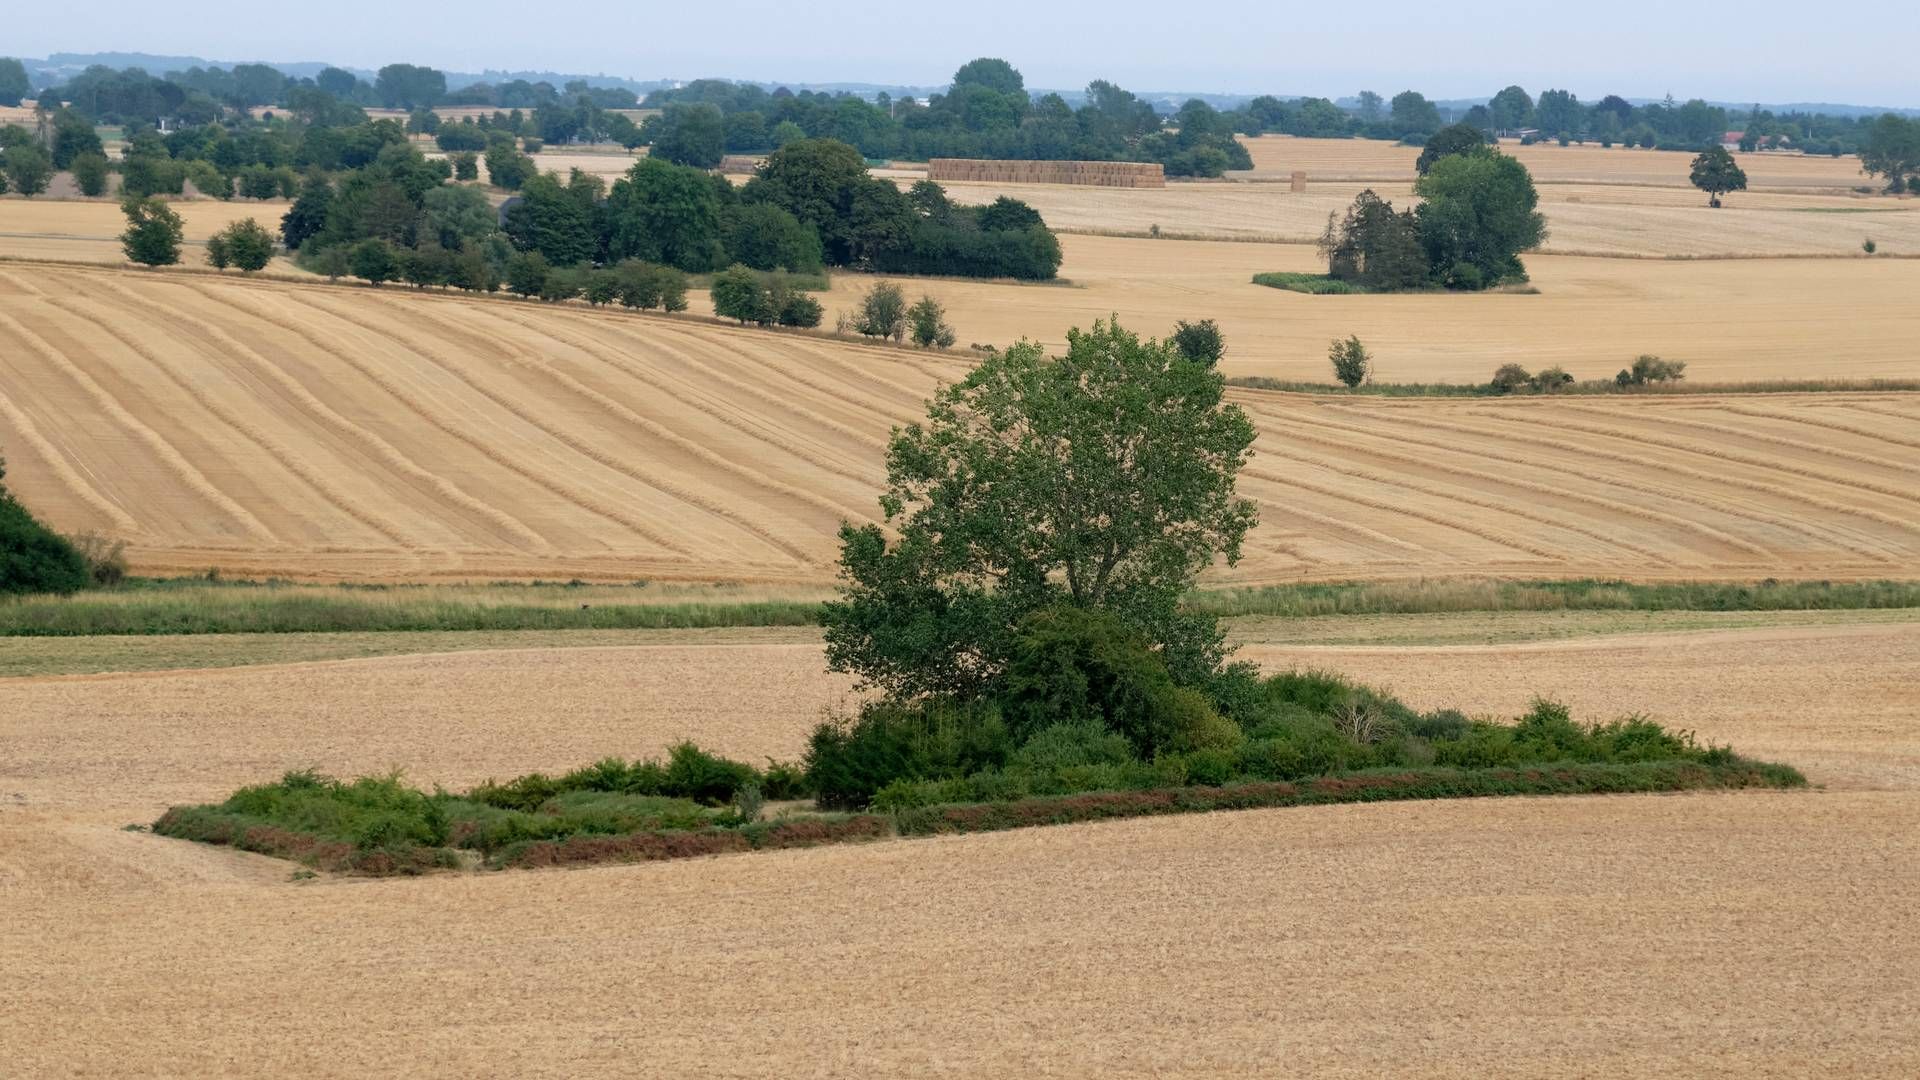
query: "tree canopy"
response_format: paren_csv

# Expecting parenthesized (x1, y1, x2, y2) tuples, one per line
(821, 319, 1257, 700)
(1689, 145, 1749, 206)
(1414, 150, 1546, 288)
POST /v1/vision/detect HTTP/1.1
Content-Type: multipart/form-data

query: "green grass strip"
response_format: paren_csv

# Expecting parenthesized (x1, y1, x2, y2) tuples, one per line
(7, 577, 1916, 638)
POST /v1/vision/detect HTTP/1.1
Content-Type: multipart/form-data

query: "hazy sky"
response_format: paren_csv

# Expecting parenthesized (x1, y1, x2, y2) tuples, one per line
(11, 1, 1919, 107)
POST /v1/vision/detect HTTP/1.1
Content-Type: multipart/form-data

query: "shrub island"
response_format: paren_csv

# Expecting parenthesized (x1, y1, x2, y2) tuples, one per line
(154, 646, 1803, 877)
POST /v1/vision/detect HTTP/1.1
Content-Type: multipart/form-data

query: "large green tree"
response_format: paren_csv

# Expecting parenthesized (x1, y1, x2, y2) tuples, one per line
(1389, 90, 1441, 136)
(374, 64, 446, 110)
(120, 196, 185, 266)
(950, 58, 1025, 96)
(1534, 89, 1583, 136)
(1689, 145, 1748, 207)
(2, 145, 51, 197)
(1488, 85, 1534, 133)
(49, 108, 103, 169)
(821, 319, 1258, 700)
(1415, 123, 1490, 175)
(1860, 114, 1920, 193)
(651, 103, 726, 169)
(503, 171, 598, 265)
(744, 138, 912, 267)
(0, 59, 29, 108)
(1415, 150, 1546, 288)
(604, 157, 730, 271)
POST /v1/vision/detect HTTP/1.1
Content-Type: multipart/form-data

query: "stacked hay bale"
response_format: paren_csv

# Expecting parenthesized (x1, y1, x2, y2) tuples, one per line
(927, 159, 1167, 188)
(719, 156, 764, 175)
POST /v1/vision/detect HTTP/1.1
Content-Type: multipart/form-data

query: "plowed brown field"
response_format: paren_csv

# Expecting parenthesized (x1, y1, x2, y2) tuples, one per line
(4, 623, 1917, 1077)
(3, 264, 1918, 583)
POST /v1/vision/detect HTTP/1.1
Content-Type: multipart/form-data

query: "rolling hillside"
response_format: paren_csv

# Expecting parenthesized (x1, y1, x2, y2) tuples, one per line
(2, 264, 1917, 583)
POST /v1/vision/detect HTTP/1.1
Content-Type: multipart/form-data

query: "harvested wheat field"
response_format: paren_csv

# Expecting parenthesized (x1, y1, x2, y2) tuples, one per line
(927, 175, 1920, 255)
(3, 622, 1917, 1077)
(1233, 134, 1887, 191)
(0, 197, 301, 266)
(817, 235, 1920, 383)
(4, 262, 1919, 584)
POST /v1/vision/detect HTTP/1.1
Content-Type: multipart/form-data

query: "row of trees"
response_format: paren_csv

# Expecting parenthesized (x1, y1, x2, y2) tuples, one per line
(480, 138, 1061, 281)
(13, 55, 1919, 185)
(642, 61, 1252, 176)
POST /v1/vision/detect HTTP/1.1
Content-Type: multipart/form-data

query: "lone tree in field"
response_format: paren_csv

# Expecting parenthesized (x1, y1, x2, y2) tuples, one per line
(821, 318, 1258, 699)
(1329, 335, 1372, 387)
(1689, 145, 1748, 207)
(120, 196, 185, 267)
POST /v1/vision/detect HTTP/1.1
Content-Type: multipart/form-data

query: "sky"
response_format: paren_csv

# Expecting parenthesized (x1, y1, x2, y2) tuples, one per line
(10, 1, 1920, 108)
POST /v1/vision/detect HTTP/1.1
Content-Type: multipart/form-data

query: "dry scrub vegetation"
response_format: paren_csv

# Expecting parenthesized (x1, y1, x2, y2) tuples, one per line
(3, 624, 1917, 1076)
(3, 264, 1917, 584)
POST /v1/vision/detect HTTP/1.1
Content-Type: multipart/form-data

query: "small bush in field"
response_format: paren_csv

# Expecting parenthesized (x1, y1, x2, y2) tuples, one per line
(1329, 335, 1371, 387)
(66, 531, 128, 586)
(1616, 354, 1687, 387)
(1490, 362, 1532, 392)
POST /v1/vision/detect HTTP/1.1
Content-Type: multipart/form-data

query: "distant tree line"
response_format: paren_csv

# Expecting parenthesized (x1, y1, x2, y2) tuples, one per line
(13, 53, 1919, 185)
(265, 122, 1057, 297)
(640, 60, 1252, 177)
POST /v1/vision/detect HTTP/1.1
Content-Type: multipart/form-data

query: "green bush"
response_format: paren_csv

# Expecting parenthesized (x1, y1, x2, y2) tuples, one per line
(1, 458, 91, 596)
(662, 742, 759, 805)
(1490, 363, 1532, 392)
(998, 606, 1188, 755)
(804, 699, 1011, 809)
(1008, 721, 1136, 774)
(1329, 335, 1371, 387)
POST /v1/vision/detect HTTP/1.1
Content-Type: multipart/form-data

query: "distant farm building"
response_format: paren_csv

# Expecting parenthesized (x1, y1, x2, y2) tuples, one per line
(928, 159, 1167, 188)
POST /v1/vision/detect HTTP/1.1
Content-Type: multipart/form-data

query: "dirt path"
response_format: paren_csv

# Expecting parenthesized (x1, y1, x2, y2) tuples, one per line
(3, 624, 1917, 1076)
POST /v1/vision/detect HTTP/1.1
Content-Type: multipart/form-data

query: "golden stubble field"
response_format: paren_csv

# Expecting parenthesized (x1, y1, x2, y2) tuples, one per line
(4, 264, 1918, 584)
(9, 197, 1920, 381)
(13, 173, 1918, 259)
(1233, 134, 1885, 190)
(814, 234, 1920, 382)
(926, 176, 1920, 255)
(3, 622, 1917, 1077)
